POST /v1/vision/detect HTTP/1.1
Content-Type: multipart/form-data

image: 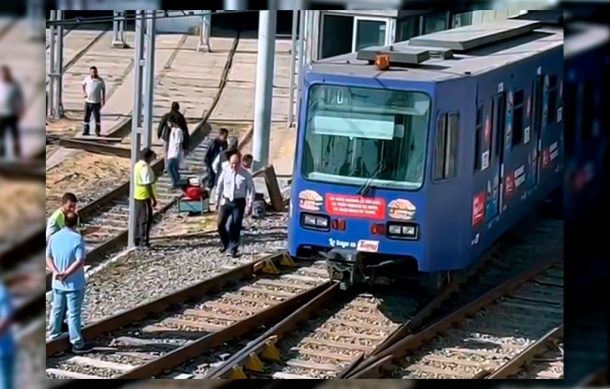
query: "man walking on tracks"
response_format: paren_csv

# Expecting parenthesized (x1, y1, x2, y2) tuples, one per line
(46, 211, 94, 354)
(81, 66, 105, 137)
(157, 101, 189, 172)
(133, 148, 158, 248)
(204, 128, 229, 190)
(0, 65, 24, 159)
(215, 153, 255, 258)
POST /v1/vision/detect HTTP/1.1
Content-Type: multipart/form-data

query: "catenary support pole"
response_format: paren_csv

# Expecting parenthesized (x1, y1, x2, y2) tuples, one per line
(287, 10, 298, 127)
(224, 0, 247, 10)
(47, 10, 56, 118)
(296, 10, 306, 125)
(128, 10, 147, 248)
(197, 10, 212, 52)
(142, 10, 156, 149)
(252, 10, 277, 170)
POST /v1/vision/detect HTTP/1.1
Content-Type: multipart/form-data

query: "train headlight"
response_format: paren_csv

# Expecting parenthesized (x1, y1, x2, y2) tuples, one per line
(387, 222, 419, 240)
(301, 213, 330, 231)
(389, 225, 402, 235)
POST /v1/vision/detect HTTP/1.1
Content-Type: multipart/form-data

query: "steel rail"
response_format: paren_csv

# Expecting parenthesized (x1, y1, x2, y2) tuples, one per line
(483, 324, 564, 379)
(46, 252, 332, 381)
(205, 282, 343, 378)
(346, 248, 562, 378)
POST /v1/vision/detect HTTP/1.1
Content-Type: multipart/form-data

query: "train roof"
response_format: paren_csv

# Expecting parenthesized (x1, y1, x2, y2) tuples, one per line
(309, 19, 563, 83)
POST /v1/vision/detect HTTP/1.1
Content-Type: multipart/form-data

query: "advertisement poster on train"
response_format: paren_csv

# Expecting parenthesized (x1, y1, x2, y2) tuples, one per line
(387, 199, 416, 220)
(325, 194, 386, 219)
(298, 190, 323, 211)
(472, 192, 486, 226)
(543, 149, 550, 168)
(485, 176, 499, 222)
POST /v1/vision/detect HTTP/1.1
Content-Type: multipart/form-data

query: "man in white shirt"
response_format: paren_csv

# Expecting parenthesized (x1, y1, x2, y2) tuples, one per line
(0, 65, 23, 159)
(166, 116, 184, 188)
(81, 66, 106, 137)
(215, 153, 255, 257)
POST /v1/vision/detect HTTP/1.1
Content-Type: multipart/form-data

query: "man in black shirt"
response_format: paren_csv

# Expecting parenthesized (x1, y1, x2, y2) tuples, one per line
(204, 128, 229, 189)
(158, 102, 189, 172)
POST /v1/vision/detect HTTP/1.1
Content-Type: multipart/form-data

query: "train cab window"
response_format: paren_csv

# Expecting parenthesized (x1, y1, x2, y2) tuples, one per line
(512, 90, 524, 147)
(434, 112, 459, 180)
(547, 75, 559, 125)
(302, 85, 431, 190)
(474, 106, 483, 171)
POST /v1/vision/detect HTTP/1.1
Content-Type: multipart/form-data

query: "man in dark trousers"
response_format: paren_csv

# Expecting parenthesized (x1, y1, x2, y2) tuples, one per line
(215, 153, 255, 258)
(0, 65, 23, 159)
(81, 66, 105, 136)
(157, 102, 189, 172)
(204, 128, 229, 189)
(133, 148, 157, 248)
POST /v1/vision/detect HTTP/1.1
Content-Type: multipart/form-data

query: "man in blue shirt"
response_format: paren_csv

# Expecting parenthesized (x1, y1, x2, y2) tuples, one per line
(0, 282, 15, 389)
(46, 211, 93, 354)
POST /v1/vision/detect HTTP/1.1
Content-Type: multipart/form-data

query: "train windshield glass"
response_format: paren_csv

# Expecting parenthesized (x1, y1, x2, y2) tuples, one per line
(302, 85, 431, 190)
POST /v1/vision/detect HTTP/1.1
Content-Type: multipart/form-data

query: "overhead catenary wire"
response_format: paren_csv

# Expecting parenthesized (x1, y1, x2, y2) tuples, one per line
(46, 9, 259, 27)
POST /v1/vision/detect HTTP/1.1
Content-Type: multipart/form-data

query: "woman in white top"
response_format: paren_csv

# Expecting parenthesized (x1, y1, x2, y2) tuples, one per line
(166, 116, 184, 188)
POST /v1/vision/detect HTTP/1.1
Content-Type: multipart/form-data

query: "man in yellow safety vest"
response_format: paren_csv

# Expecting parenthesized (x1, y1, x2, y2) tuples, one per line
(46, 193, 79, 243)
(133, 148, 158, 248)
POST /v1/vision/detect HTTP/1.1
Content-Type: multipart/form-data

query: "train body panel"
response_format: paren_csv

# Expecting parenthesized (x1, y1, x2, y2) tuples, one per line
(288, 20, 564, 287)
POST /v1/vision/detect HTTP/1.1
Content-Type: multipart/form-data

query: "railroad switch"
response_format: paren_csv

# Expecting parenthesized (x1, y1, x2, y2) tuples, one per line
(245, 352, 265, 372)
(228, 365, 247, 379)
(261, 336, 281, 362)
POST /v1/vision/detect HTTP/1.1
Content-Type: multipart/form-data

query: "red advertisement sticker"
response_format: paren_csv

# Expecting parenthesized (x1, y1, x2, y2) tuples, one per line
(472, 192, 486, 226)
(542, 149, 550, 168)
(326, 194, 386, 220)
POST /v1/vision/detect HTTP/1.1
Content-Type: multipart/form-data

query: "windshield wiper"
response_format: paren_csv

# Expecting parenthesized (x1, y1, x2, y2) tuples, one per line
(358, 162, 386, 196)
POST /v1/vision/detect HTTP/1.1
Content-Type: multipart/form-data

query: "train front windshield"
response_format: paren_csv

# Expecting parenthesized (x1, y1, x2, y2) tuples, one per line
(302, 85, 431, 190)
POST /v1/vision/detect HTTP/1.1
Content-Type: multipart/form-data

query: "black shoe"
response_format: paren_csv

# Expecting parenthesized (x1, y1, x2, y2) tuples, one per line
(72, 343, 95, 354)
(82, 132, 90, 136)
(231, 251, 240, 258)
(61, 322, 69, 333)
(219, 247, 227, 254)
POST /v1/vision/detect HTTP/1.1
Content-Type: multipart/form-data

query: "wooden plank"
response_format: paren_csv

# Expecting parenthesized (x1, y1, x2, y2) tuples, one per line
(67, 356, 136, 372)
(280, 273, 326, 284)
(444, 347, 511, 358)
(171, 373, 194, 379)
(73, 135, 124, 142)
(59, 138, 131, 158)
(208, 301, 262, 314)
(533, 276, 563, 287)
(405, 363, 475, 378)
(293, 347, 355, 362)
(272, 372, 316, 379)
(314, 328, 386, 341)
(508, 292, 564, 305)
(113, 336, 181, 350)
(422, 354, 499, 368)
(114, 351, 157, 361)
(46, 368, 104, 379)
(183, 308, 243, 322)
(240, 285, 296, 298)
(300, 337, 374, 353)
(222, 292, 279, 307)
(162, 317, 228, 331)
(285, 358, 340, 372)
(326, 318, 394, 332)
(263, 165, 285, 212)
(254, 278, 312, 290)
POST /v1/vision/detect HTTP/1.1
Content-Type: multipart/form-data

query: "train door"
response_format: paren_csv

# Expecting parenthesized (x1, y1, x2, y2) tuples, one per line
(491, 92, 507, 216)
(530, 74, 544, 189)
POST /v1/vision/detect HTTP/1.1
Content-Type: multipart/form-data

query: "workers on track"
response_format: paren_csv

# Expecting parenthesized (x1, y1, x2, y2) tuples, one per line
(133, 148, 158, 248)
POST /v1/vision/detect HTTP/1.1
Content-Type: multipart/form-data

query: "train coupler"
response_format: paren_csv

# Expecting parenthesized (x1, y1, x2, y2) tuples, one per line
(321, 249, 367, 290)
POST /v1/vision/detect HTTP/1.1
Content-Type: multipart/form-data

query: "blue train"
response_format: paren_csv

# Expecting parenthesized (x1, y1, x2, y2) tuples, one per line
(287, 19, 564, 291)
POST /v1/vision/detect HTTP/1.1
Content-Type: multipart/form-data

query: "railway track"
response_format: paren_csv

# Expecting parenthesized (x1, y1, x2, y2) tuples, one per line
(343, 252, 562, 379)
(45, 32, 243, 290)
(202, 220, 563, 380)
(45, 253, 332, 379)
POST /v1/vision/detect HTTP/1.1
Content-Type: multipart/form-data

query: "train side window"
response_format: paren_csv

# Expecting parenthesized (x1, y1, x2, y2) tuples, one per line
(434, 112, 459, 180)
(547, 75, 559, 124)
(512, 90, 524, 146)
(474, 106, 483, 171)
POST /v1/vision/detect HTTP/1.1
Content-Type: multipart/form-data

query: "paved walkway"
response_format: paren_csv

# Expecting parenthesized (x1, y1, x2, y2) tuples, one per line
(1, 20, 45, 159)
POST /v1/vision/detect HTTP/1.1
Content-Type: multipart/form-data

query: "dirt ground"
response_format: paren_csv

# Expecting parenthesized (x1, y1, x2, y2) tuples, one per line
(0, 179, 45, 240)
